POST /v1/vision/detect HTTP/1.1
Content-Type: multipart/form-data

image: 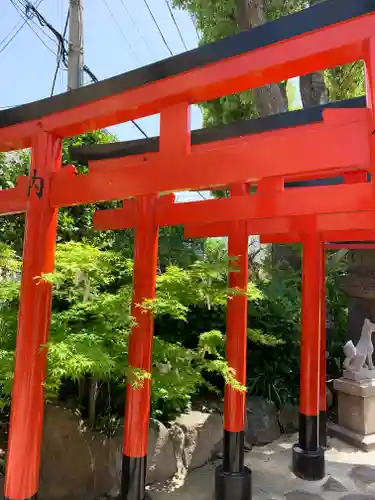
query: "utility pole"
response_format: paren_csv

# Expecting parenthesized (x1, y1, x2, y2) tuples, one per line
(68, 0, 84, 90)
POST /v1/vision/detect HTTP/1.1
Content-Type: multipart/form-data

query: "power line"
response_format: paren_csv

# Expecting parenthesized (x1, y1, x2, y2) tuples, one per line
(8, 0, 57, 56)
(51, 10, 69, 96)
(197, 191, 208, 201)
(3, 0, 148, 139)
(0, 21, 27, 56)
(22, 0, 65, 50)
(0, 19, 24, 48)
(101, 0, 141, 64)
(0, 19, 26, 49)
(189, 13, 200, 40)
(0, 0, 43, 54)
(14, 0, 57, 45)
(9, 0, 56, 51)
(142, 0, 173, 56)
(164, 0, 188, 51)
(130, 120, 148, 139)
(118, 0, 154, 58)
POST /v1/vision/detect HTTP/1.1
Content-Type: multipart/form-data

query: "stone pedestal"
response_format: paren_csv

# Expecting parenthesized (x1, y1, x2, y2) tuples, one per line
(328, 377, 375, 451)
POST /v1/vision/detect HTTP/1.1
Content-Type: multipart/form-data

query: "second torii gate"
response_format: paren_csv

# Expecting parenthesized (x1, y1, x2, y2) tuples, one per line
(91, 170, 372, 486)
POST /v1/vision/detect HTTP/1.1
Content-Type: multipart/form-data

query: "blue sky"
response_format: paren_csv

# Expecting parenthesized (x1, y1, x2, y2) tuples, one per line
(0, 0, 203, 140)
(0, 0, 302, 143)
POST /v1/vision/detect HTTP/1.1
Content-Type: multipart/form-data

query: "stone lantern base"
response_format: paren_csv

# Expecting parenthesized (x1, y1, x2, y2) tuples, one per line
(328, 377, 375, 451)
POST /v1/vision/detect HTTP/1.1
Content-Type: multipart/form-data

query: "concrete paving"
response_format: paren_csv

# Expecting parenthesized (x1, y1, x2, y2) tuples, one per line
(147, 434, 375, 500)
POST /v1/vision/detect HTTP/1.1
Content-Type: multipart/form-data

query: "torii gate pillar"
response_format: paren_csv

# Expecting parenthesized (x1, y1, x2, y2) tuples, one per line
(292, 233, 325, 480)
(5, 131, 61, 500)
(122, 194, 158, 500)
(215, 184, 251, 500)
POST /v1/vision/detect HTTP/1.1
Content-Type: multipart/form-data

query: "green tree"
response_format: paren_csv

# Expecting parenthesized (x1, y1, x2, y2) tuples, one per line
(173, 0, 300, 124)
(0, 240, 250, 423)
(325, 62, 364, 101)
(174, 0, 364, 122)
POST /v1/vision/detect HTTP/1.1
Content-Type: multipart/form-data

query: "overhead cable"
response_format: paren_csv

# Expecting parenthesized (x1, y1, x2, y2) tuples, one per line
(102, 0, 141, 64)
(51, 10, 69, 96)
(142, 0, 173, 56)
(0, 0, 43, 55)
(8, 0, 57, 56)
(118, 0, 154, 58)
(164, 0, 188, 51)
(4, 0, 149, 138)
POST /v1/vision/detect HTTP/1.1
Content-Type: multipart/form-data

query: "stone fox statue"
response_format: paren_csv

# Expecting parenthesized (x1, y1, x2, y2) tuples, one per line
(343, 318, 375, 373)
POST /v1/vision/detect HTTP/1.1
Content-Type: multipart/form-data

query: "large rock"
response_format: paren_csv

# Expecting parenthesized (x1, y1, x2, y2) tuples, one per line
(279, 404, 299, 434)
(2, 400, 282, 500)
(147, 419, 177, 484)
(245, 396, 281, 445)
(9, 405, 224, 500)
(40, 404, 115, 500)
(175, 411, 223, 471)
(39, 406, 179, 500)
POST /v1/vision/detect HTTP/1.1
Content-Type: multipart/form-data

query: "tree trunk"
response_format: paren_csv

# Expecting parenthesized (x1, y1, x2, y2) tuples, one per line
(235, 0, 328, 263)
(235, 0, 288, 116)
(88, 377, 99, 429)
(300, 71, 328, 107)
(78, 377, 86, 402)
(299, 0, 329, 108)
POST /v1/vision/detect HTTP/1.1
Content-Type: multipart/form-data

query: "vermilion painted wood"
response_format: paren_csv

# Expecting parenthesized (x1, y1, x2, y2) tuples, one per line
(224, 185, 248, 435)
(93, 194, 175, 231)
(343, 170, 369, 183)
(93, 183, 371, 232)
(160, 103, 191, 157)
(123, 195, 158, 458)
(365, 38, 375, 231)
(0, 176, 29, 215)
(50, 113, 370, 208)
(300, 234, 322, 417)
(123, 105, 183, 466)
(4, 132, 61, 500)
(1, 14, 375, 151)
(260, 228, 375, 244)
(184, 213, 374, 239)
(320, 244, 326, 443)
(320, 245, 327, 417)
(195, 168, 369, 193)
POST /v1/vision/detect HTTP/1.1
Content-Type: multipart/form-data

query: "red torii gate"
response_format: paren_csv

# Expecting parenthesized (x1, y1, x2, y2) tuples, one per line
(91, 170, 373, 480)
(1, 1, 375, 499)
